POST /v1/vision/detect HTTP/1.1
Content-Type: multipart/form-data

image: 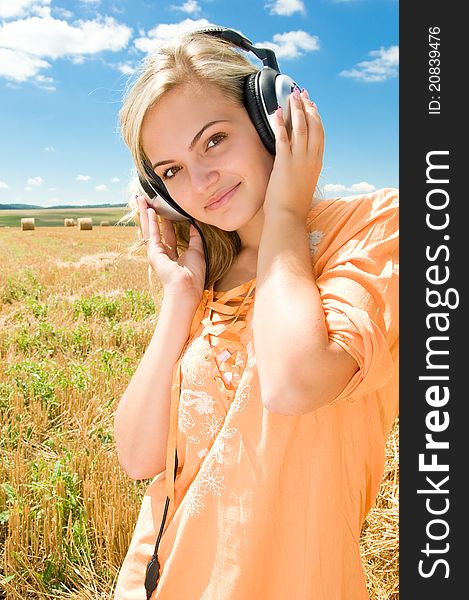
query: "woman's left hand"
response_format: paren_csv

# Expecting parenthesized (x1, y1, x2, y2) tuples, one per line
(263, 88, 324, 221)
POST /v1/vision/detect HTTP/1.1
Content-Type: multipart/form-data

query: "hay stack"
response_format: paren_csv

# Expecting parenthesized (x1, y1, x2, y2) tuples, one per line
(21, 218, 35, 230)
(77, 217, 93, 230)
(64, 218, 76, 227)
(100, 220, 110, 227)
(360, 417, 399, 598)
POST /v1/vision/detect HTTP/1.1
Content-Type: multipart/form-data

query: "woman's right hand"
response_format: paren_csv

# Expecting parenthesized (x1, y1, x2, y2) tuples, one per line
(136, 196, 206, 302)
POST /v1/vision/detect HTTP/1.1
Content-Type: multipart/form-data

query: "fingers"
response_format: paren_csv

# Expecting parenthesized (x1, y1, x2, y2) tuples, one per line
(147, 205, 162, 248)
(188, 223, 205, 257)
(275, 88, 322, 158)
(136, 196, 151, 241)
(137, 195, 163, 251)
(289, 88, 308, 153)
(137, 194, 182, 263)
(160, 217, 178, 260)
(274, 106, 290, 152)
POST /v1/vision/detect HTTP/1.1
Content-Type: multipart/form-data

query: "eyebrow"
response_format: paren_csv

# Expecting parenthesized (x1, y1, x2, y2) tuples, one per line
(151, 120, 229, 169)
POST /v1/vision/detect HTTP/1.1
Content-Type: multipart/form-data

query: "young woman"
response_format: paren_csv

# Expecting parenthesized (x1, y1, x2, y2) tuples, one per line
(113, 27, 398, 600)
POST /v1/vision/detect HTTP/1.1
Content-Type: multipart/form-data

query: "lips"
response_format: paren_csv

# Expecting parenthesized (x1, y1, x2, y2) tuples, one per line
(205, 183, 240, 209)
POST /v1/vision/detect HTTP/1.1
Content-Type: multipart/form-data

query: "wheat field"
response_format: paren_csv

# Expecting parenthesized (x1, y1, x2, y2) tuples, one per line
(0, 226, 398, 599)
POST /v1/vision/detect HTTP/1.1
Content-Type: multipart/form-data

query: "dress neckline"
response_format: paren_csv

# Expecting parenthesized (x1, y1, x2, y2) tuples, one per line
(212, 277, 256, 297)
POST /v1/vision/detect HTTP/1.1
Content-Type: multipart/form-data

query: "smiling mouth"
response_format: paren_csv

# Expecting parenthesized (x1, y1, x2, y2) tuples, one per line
(205, 183, 240, 210)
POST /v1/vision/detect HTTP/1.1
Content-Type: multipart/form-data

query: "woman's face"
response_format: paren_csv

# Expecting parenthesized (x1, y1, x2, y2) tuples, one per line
(140, 82, 274, 231)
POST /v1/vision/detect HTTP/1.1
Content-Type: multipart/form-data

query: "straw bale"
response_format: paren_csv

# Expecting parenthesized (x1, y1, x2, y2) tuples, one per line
(78, 217, 93, 230)
(21, 217, 35, 230)
(64, 218, 76, 227)
(100, 220, 110, 226)
(360, 417, 399, 599)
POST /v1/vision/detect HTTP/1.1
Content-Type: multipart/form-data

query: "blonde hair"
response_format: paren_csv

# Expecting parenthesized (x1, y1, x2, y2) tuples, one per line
(119, 31, 259, 289)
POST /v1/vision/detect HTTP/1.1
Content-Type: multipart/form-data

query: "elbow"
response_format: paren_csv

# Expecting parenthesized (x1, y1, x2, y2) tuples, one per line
(115, 442, 164, 481)
(118, 455, 162, 481)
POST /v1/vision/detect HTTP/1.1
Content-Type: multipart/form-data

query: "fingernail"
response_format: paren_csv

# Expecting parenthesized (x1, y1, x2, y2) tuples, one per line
(294, 87, 301, 97)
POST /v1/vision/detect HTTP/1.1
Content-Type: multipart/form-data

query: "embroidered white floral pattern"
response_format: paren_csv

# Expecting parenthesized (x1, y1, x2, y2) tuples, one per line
(180, 389, 216, 415)
(186, 463, 227, 516)
(233, 384, 251, 413)
(178, 407, 195, 431)
(200, 414, 224, 440)
(186, 486, 205, 516)
(200, 465, 227, 497)
(181, 337, 210, 387)
(178, 285, 256, 518)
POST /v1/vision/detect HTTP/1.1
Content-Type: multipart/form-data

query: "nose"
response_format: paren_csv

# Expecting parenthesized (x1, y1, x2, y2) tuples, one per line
(189, 161, 220, 195)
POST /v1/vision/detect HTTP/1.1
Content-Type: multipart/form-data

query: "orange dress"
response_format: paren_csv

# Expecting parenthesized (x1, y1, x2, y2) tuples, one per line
(114, 188, 399, 599)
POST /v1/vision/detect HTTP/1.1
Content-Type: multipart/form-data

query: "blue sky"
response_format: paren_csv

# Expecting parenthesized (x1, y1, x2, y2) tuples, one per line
(0, 0, 398, 207)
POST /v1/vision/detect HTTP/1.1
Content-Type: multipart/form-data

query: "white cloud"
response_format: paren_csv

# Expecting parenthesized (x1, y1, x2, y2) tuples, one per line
(54, 7, 73, 19)
(340, 45, 399, 83)
(171, 1, 201, 14)
(0, 47, 51, 83)
(0, 15, 132, 59)
(257, 30, 319, 60)
(323, 184, 346, 194)
(26, 176, 44, 186)
(115, 62, 136, 75)
(43, 146, 55, 151)
(0, 180, 8, 189)
(76, 174, 91, 181)
(35, 73, 55, 90)
(324, 181, 376, 197)
(95, 184, 107, 191)
(266, 0, 306, 16)
(0, 0, 50, 19)
(134, 18, 212, 54)
(110, 177, 120, 183)
(349, 181, 376, 193)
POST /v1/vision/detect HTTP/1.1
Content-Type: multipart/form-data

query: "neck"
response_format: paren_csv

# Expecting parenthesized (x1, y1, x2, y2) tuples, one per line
(237, 205, 264, 253)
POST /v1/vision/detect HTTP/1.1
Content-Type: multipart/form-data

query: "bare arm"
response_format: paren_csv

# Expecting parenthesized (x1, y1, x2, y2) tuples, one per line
(114, 193, 206, 480)
(253, 210, 358, 415)
(114, 292, 199, 480)
(252, 89, 358, 415)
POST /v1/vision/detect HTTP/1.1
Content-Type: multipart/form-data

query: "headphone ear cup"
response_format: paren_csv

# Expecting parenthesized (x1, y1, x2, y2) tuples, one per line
(244, 73, 276, 155)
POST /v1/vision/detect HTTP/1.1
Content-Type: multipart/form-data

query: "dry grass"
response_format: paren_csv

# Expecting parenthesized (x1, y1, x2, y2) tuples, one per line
(0, 227, 399, 599)
(360, 419, 399, 599)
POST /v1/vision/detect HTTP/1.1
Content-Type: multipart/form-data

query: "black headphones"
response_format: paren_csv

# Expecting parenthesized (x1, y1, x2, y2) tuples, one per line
(137, 26, 300, 287)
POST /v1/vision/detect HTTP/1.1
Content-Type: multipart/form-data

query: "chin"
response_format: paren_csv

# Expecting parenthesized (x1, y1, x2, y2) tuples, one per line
(218, 211, 257, 233)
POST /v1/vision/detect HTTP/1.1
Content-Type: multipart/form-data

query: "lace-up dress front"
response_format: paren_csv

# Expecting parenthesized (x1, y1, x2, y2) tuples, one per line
(114, 188, 399, 600)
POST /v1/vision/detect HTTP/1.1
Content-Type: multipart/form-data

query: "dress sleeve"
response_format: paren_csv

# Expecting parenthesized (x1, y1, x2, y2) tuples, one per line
(313, 188, 399, 403)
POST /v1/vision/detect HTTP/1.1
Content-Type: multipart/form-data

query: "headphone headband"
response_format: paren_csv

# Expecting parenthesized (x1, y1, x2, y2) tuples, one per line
(192, 26, 280, 71)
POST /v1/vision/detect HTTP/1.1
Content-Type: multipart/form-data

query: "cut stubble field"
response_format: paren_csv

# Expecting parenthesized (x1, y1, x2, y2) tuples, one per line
(0, 208, 130, 229)
(0, 226, 398, 599)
